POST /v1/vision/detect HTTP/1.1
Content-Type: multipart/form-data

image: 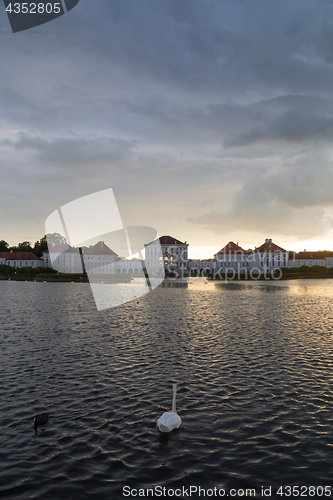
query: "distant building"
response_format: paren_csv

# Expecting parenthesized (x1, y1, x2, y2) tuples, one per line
(187, 258, 215, 274)
(115, 258, 144, 275)
(43, 239, 147, 275)
(145, 235, 188, 276)
(43, 240, 83, 274)
(250, 238, 289, 271)
(0, 251, 44, 268)
(83, 241, 147, 275)
(290, 251, 333, 268)
(5, 234, 333, 277)
(214, 242, 248, 273)
(211, 239, 288, 276)
(83, 241, 118, 274)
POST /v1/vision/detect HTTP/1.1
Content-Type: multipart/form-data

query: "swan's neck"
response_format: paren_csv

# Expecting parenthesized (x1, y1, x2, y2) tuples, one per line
(172, 384, 177, 413)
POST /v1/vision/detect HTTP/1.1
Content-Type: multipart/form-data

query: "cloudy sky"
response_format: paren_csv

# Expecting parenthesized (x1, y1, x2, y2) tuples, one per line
(2, 0, 333, 257)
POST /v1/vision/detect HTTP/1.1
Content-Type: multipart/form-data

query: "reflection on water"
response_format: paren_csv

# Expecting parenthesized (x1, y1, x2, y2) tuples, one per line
(1, 278, 333, 499)
(161, 280, 189, 288)
(90, 278, 150, 310)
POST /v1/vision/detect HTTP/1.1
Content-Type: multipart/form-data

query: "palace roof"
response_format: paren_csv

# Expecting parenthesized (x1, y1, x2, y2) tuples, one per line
(215, 241, 247, 255)
(43, 243, 80, 254)
(158, 235, 187, 245)
(84, 241, 117, 256)
(255, 241, 287, 253)
(295, 251, 333, 260)
(0, 251, 43, 260)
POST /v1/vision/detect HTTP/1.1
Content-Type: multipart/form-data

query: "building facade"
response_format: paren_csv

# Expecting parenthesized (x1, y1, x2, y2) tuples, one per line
(187, 259, 215, 274)
(44, 239, 148, 275)
(214, 242, 248, 274)
(289, 251, 333, 268)
(43, 241, 83, 274)
(145, 235, 188, 276)
(249, 239, 289, 272)
(4, 236, 333, 278)
(0, 251, 44, 268)
(83, 241, 118, 274)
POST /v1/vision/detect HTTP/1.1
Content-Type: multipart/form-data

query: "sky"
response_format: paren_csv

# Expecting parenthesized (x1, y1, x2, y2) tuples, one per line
(1, 0, 333, 258)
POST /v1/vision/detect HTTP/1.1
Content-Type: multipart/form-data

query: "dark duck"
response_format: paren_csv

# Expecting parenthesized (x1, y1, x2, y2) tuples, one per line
(34, 413, 49, 431)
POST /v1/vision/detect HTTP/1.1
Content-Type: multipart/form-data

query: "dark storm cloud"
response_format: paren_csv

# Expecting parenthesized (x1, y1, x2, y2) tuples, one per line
(2, 0, 333, 244)
(223, 95, 333, 147)
(2, 133, 138, 166)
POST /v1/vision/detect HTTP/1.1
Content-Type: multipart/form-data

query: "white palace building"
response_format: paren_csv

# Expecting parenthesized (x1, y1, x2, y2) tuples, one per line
(43, 240, 144, 275)
(2, 236, 333, 275)
(0, 251, 44, 268)
(144, 235, 188, 276)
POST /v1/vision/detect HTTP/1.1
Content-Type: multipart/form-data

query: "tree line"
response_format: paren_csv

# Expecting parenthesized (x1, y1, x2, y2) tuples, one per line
(0, 233, 64, 257)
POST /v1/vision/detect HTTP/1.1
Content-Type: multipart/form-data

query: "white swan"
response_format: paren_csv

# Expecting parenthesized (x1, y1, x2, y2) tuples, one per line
(157, 384, 182, 433)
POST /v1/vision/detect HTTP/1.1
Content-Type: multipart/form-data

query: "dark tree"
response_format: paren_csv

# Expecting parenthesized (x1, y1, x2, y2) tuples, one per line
(0, 240, 9, 252)
(33, 235, 49, 256)
(17, 241, 33, 252)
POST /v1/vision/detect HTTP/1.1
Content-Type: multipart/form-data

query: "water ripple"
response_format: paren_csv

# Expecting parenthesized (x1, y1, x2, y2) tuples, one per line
(1, 280, 333, 499)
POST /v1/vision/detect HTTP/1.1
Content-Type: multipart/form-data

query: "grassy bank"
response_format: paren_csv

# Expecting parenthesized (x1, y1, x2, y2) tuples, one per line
(0, 264, 137, 282)
(0, 264, 88, 282)
(207, 265, 333, 280)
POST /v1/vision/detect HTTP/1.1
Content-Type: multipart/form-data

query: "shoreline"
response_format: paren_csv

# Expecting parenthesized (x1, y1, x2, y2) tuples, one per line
(0, 274, 131, 283)
(2, 275, 333, 283)
(0, 276, 89, 283)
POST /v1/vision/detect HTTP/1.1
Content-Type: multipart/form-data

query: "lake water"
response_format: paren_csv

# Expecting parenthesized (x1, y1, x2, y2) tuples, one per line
(1, 278, 333, 499)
